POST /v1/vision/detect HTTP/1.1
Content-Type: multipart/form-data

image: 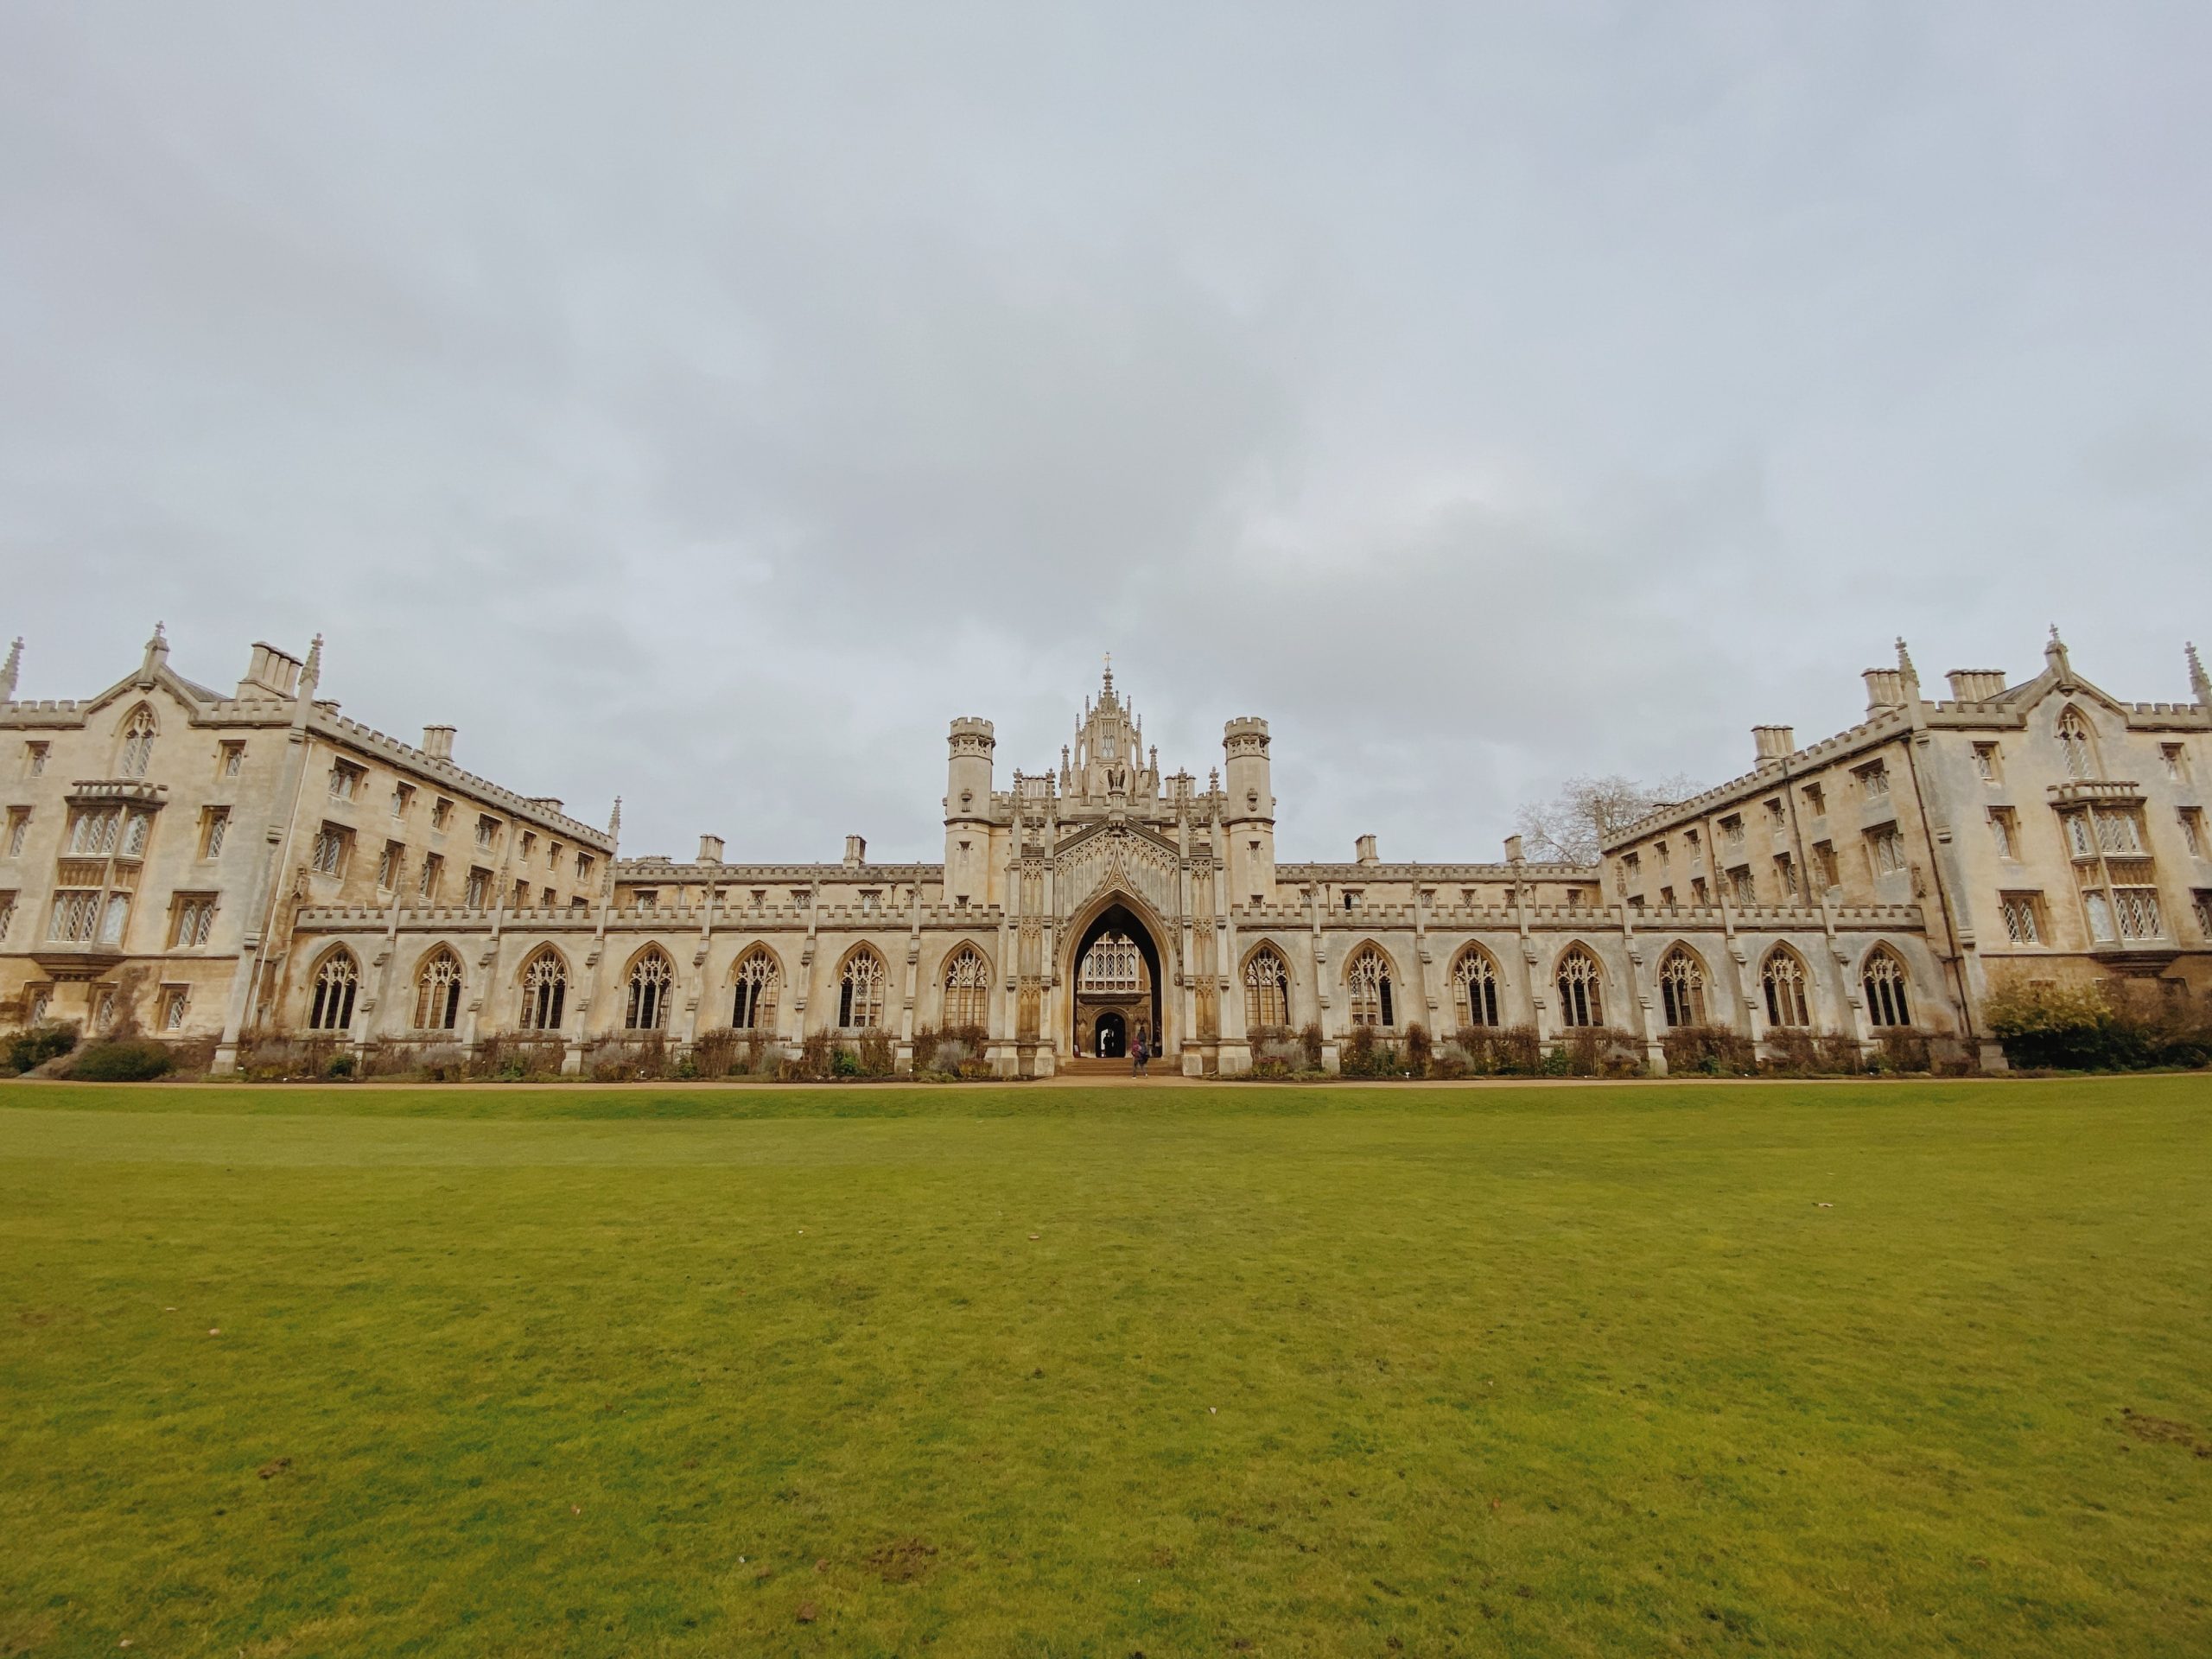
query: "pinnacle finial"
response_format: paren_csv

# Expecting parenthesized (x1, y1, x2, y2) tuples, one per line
(608, 795, 623, 836)
(2189, 641, 2209, 703)
(2044, 623, 2070, 679)
(140, 620, 169, 677)
(1102, 651, 1115, 698)
(300, 632, 323, 696)
(0, 636, 19, 702)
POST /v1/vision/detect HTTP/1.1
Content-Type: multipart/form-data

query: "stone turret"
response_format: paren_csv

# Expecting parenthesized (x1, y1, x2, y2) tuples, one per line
(1224, 715, 1274, 906)
(944, 716, 995, 906)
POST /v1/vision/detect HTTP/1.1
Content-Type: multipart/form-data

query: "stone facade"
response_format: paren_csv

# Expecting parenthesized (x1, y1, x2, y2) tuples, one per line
(2, 630, 2205, 1076)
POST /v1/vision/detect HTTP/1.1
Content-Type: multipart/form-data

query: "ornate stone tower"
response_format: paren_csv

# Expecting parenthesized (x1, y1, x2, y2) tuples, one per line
(944, 716, 995, 906)
(1223, 715, 1274, 906)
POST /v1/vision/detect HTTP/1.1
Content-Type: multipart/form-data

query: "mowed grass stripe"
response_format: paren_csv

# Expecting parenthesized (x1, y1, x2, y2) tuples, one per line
(2, 1078, 2207, 1656)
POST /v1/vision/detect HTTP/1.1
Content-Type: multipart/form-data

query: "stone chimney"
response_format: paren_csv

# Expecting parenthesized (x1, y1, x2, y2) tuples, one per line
(238, 642, 303, 700)
(1862, 668, 1905, 715)
(1752, 725, 1795, 765)
(422, 725, 455, 761)
(698, 835, 724, 864)
(1354, 833, 1378, 865)
(843, 834, 867, 868)
(1946, 670, 2006, 702)
(1504, 834, 1525, 864)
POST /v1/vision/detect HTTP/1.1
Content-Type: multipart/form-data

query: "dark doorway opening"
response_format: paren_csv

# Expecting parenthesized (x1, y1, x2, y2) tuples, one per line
(1095, 1010, 1126, 1058)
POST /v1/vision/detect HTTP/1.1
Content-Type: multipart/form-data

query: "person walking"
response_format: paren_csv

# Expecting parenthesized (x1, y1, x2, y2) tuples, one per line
(1132, 1032, 1147, 1077)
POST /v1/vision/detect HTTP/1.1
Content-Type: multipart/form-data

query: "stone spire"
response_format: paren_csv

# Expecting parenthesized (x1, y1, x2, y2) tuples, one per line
(2044, 624, 2071, 683)
(300, 632, 323, 698)
(1102, 651, 1114, 701)
(2188, 641, 2210, 706)
(608, 795, 623, 837)
(140, 620, 168, 681)
(0, 637, 20, 702)
(1894, 636, 1919, 699)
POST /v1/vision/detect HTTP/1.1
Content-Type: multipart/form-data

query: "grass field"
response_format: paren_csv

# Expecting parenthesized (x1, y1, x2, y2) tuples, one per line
(3, 1077, 2209, 1657)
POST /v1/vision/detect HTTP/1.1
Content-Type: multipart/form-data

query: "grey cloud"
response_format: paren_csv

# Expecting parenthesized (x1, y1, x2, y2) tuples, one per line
(2, 2, 2208, 867)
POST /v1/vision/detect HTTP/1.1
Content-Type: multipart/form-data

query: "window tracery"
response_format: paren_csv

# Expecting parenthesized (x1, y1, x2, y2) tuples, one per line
(415, 949, 463, 1030)
(838, 948, 887, 1030)
(1078, 932, 1141, 994)
(308, 950, 358, 1032)
(1658, 945, 1707, 1027)
(1345, 945, 1395, 1028)
(2056, 708, 2097, 780)
(1555, 947, 1603, 1027)
(1452, 946, 1501, 1028)
(942, 945, 990, 1028)
(625, 950, 673, 1030)
(1243, 946, 1290, 1029)
(1862, 950, 1911, 1027)
(731, 949, 780, 1031)
(1761, 948, 1810, 1027)
(520, 950, 567, 1031)
(118, 706, 156, 779)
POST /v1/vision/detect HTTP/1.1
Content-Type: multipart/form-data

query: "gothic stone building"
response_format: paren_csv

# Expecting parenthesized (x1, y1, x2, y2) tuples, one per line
(1, 628, 2207, 1076)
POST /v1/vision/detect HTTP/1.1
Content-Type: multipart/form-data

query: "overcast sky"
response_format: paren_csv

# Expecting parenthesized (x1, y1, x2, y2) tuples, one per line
(3, 3, 2207, 863)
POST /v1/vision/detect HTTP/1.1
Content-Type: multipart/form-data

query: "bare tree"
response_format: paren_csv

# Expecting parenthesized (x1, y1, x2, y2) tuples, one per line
(1514, 773, 1694, 865)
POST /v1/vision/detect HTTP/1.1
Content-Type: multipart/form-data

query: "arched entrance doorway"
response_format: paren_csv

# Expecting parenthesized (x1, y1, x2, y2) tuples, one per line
(1070, 899, 1164, 1062)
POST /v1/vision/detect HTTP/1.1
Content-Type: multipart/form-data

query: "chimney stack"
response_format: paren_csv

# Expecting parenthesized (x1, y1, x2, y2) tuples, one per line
(843, 834, 867, 868)
(698, 835, 724, 864)
(1946, 670, 2006, 703)
(238, 642, 303, 700)
(1504, 834, 1525, 864)
(1354, 833, 1377, 865)
(1862, 668, 1904, 715)
(1752, 725, 1796, 765)
(422, 726, 455, 761)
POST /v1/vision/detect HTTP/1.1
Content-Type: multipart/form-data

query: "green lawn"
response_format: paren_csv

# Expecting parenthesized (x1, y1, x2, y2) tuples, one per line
(2, 1078, 2208, 1657)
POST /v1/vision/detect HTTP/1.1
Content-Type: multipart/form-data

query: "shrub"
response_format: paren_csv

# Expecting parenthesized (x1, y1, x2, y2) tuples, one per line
(1983, 976, 2212, 1071)
(1404, 1023, 1433, 1076)
(1761, 1027, 1821, 1076)
(1459, 1025, 1542, 1076)
(1298, 1024, 1324, 1070)
(1816, 1033, 1867, 1075)
(856, 1030, 895, 1077)
(468, 1036, 566, 1082)
(67, 1036, 175, 1082)
(1871, 1027, 1933, 1074)
(587, 1035, 670, 1082)
(241, 1038, 343, 1082)
(1560, 1026, 1645, 1077)
(1661, 1024, 1757, 1077)
(1338, 1027, 1412, 1077)
(3, 1023, 79, 1075)
(1246, 1026, 1314, 1077)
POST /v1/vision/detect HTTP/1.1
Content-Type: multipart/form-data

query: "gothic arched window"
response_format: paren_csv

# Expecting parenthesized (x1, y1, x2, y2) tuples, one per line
(1863, 949, 1912, 1027)
(625, 949, 674, 1031)
(942, 945, 990, 1029)
(1762, 947, 1811, 1028)
(731, 948, 780, 1031)
(1658, 945, 1707, 1027)
(1555, 947, 1604, 1028)
(1452, 946, 1501, 1029)
(2056, 707, 2098, 780)
(308, 949, 358, 1032)
(520, 949, 567, 1031)
(414, 948, 463, 1031)
(838, 947, 887, 1030)
(118, 705, 157, 779)
(1243, 946, 1290, 1029)
(1345, 945, 1395, 1028)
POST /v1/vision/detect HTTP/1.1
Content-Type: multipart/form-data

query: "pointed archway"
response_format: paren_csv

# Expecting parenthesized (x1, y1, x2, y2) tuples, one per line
(1066, 895, 1166, 1060)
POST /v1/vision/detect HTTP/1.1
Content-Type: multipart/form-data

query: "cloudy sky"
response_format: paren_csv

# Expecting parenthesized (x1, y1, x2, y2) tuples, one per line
(3, 3, 2207, 864)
